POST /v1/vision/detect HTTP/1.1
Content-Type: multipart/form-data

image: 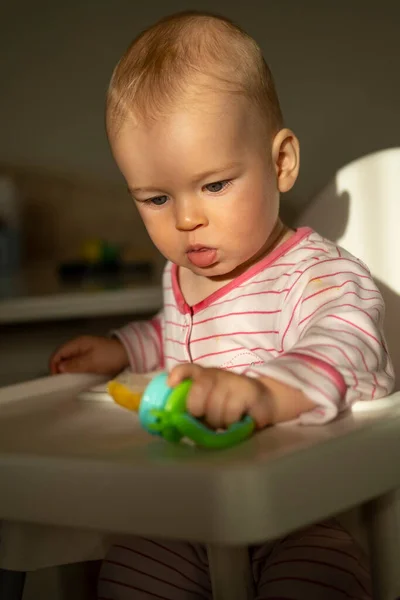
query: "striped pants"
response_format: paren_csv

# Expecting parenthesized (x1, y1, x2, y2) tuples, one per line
(98, 519, 371, 599)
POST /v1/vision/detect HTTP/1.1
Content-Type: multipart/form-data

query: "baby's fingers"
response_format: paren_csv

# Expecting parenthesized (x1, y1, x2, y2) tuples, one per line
(50, 337, 92, 374)
(186, 374, 215, 418)
(49, 346, 74, 374)
(248, 396, 272, 429)
(167, 363, 204, 387)
(168, 364, 219, 420)
(57, 356, 92, 374)
(222, 395, 247, 427)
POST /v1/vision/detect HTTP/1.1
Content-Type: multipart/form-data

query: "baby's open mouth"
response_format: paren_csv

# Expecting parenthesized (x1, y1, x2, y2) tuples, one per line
(186, 246, 217, 268)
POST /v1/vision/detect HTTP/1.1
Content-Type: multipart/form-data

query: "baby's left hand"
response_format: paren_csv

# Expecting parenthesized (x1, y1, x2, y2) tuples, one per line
(168, 364, 271, 429)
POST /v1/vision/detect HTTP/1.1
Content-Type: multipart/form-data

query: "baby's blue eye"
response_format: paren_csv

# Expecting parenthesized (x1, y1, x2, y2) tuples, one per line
(149, 195, 168, 206)
(205, 181, 228, 193)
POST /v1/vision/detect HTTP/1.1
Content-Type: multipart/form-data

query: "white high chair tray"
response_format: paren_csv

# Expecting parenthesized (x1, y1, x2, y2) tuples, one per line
(0, 374, 399, 571)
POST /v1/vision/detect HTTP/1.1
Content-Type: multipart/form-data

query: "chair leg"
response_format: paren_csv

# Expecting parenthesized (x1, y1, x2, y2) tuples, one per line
(0, 569, 26, 600)
(207, 544, 255, 600)
(364, 490, 400, 600)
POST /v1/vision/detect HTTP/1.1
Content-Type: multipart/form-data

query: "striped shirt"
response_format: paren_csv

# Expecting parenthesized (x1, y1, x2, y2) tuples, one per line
(115, 227, 394, 424)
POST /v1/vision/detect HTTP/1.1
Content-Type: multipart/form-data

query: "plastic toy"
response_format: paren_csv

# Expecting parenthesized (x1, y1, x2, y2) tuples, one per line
(108, 372, 255, 449)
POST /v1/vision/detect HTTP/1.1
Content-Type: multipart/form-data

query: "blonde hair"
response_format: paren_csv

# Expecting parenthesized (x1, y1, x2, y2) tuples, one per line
(106, 11, 283, 136)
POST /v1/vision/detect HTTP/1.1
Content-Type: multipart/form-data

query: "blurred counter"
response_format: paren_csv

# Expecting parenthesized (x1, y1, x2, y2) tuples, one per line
(0, 263, 162, 324)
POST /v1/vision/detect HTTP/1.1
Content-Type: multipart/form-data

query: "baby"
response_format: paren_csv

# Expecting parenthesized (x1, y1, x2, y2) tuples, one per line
(51, 10, 394, 599)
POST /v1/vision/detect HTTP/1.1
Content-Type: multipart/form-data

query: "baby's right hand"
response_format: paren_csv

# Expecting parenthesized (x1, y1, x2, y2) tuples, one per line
(49, 335, 129, 376)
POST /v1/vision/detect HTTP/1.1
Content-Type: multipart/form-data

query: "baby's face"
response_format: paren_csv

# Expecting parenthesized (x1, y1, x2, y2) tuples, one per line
(111, 94, 280, 279)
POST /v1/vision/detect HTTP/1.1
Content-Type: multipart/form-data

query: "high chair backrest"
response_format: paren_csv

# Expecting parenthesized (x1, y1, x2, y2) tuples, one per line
(296, 147, 400, 389)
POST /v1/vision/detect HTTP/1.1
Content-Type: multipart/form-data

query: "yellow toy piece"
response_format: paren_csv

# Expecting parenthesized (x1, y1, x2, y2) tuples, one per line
(107, 380, 142, 412)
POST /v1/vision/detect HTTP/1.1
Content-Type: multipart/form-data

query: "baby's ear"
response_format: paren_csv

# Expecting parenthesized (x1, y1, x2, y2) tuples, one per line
(272, 128, 300, 193)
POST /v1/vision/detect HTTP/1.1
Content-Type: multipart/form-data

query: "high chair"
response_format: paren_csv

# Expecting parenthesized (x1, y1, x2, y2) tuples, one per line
(294, 146, 400, 599)
(0, 148, 399, 600)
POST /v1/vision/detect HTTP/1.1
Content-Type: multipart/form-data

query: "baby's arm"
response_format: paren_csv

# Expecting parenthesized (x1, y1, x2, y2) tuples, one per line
(113, 310, 165, 374)
(50, 310, 165, 376)
(50, 335, 129, 375)
(170, 258, 394, 429)
(245, 258, 394, 424)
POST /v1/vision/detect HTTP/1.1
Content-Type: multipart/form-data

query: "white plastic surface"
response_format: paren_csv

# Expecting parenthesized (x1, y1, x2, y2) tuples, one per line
(364, 490, 400, 599)
(0, 377, 400, 571)
(296, 147, 400, 599)
(297, 147, 400, 387)
(208, 545, 254, 600)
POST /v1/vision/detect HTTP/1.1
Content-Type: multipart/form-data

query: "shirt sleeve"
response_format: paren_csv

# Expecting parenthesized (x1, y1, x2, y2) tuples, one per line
(246, 257, 395, 424)
(113, 310, 165, 374)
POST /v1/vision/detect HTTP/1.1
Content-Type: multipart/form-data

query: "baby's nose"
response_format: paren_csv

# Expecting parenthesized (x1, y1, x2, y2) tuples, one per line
(175, 198, 207, 231)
